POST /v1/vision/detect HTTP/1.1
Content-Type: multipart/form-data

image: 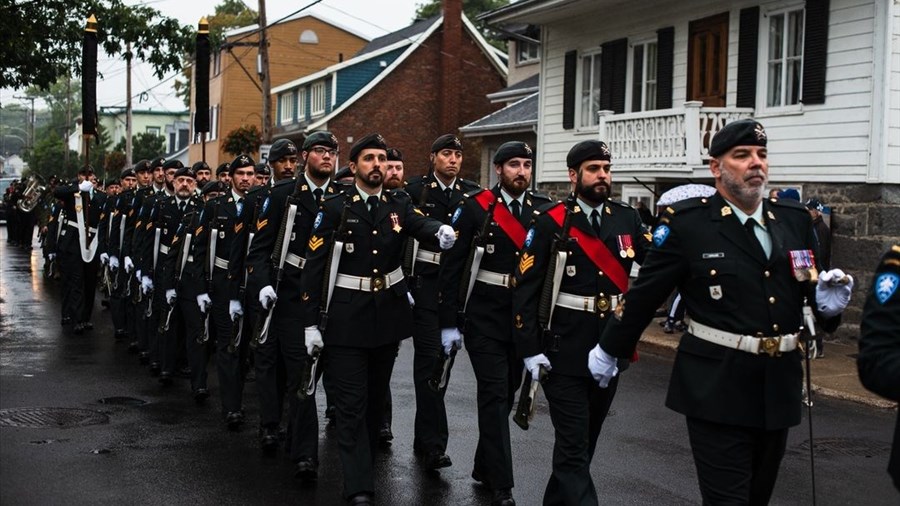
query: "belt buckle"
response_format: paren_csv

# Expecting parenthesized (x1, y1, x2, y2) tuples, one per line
(596, 293, 610, 313)
(760, 336, 782, 357)
(372, 276, 385, 291)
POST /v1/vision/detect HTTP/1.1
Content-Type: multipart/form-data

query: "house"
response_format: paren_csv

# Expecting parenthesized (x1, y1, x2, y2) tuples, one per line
(71, 108, 190, 162)
(271, 0, 508, 180)
(189, 12, 370, 167)
(483, 0, 900, 326)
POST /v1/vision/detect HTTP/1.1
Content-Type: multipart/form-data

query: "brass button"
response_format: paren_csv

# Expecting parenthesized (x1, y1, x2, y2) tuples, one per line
(373, 269, 379, 274)
(710, 269, 717, 276)
(769, 297, 776, 304)
(764, 270, 770, 277)
(372, 230, 378, 235)
(772, 324, 780, 332)
(373, 277, 384, 290)
(348, 230, 353, 235)
(372, 250, 378, 255)
(598, 271, 604, 276)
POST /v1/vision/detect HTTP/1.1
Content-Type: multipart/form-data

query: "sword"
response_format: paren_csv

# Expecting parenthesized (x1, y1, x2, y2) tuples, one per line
(513, 365, 548, 430)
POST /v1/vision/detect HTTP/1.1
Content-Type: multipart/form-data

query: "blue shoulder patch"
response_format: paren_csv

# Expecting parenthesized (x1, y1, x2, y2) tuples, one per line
(451, 207, 463, 225)
(235, 200, 244, 217)
(261, 196, 270, 216)
(524, 227, 535, 248)
(652, 224, 670, 247)
(313, 211, 323, 230)
(874, 273, 899, 305)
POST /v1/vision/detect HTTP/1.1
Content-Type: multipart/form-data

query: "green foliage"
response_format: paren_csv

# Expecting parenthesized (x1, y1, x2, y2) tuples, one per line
(414, 0, 510, 47)
(222, 124, 261, 157)
(104, 150, 126, 175)
(113, 132, 165, 162)
(23, 131, 79, 180)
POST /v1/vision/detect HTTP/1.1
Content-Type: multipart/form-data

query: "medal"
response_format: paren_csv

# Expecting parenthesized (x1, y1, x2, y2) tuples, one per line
(616, 234, 633, 259)
(626, 247, 635, 259)
(789, 249, 816, 281)
(390, 212, 402, 233)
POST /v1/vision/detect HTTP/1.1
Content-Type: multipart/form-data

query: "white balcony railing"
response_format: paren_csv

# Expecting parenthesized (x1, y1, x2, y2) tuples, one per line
(598, 102, 754, 166)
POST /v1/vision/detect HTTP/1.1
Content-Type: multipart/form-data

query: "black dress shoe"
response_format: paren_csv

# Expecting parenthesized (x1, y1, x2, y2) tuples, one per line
(421, 451, 452, 470)
(347, 492, 372, 505)
(193, 388, 209, 404)
(491, 488, 515, 506)
(61, 317, 73, 326)
(259, 426, 279, 452)
(158, 372, 173, 386)
(73, 323, 84, 335)
(176, 366, 192, 378)
(471, 469, 491, 488)
(149, 362, 161, 376)
(114, 330, 127, 341)
(378, 424, 393, 445)
(225, 411, 244, 431)
(101, 299, 110, 308)
(139, 352, 150, 365)
(128, 341, 139, 353)
(294, 458, 318, 483)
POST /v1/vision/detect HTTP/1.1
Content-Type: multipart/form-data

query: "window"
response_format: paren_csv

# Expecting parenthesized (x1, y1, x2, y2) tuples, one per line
(279, 93, 294, 125)
(146, 126, 161, 136)
(297, 88, 307, 121)
(631, 41, 658, 112)
(213, 51, 221, 76)
(766, 8, 804, 108)
(300, 29, 318, 44)
(517, 40, 539, 64)
(209, 106, 219, 141)
(169, 132, 176, 152)
(311, 82, 326, 116)
(579, 51, 602, 128)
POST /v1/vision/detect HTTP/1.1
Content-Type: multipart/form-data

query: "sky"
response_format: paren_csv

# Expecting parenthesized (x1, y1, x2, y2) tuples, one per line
(1, 0, 422, 113)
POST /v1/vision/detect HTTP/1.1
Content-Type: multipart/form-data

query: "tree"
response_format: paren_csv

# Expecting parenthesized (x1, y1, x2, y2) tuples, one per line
(414, 0, 510, 47)
(114, 132, 165, 162)
(222, 124, 261, 157)
(104, 150, 126, 175)
(1, 0, 192, 91)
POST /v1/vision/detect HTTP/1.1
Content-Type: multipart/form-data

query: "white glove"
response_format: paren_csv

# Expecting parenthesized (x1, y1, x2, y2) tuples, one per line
(141, 276, 153, 294)
(259, 285, 278, 310)
(109, 256, 119, 270)
(229, 300, 243, 321)
(78, 180, 93, 192)
(124, 256, 135, 273)
(436, 224, 456, 250)
(305, 326, 324, 355)
(48, 253, 56, 261)
(815, 268, 854, 318)
(99, 253, 109, 265)
(588, 344, 619, 388)
(136, 269, 142, 281)
(197, 293, 212, 313)
(523, 353, 552, 379)
(165, 289, 177, 305)
(407, 291, 415, 307)
(440, 327, 463, 354)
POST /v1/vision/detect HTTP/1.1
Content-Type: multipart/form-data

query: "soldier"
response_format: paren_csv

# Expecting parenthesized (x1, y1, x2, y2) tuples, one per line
(254, 163, 272, 187)
(99, 170, 135, 341)
(402, 134, 480, 470)
(594, 119, 853, 504)
(300, 133, 457, 505)
(53, 167, 107, 334)
(248, 131, 342, 477)
(510, 140, 648, 505)
(195, 161, 212, 189)
(858, 244, 900, 491)
(201, 180, 228, 200)
(216, 162, 231, 186)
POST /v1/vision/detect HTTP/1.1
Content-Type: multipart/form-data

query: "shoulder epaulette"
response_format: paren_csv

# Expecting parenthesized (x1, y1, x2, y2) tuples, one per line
(768, 197, 808, 212)
(274, 178, 294, 187)
(464, 187, 486, 199)
(668, 196, 710, 215)
(608, 199, 633, 209)
(459, 178, 481, 190)
(527, 190, 553, 203)
(247, 185, 268, 196)
(388, 188, 411, 200)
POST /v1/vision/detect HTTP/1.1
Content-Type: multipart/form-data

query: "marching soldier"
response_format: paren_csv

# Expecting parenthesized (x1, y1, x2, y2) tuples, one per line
(195, 162, 212, 190)
(403, 134, 480, 470)
(441, 141, 550, 506)
(216, 162, 231, 186)
(53, 166, 107, 334)
(99, 170, 137, 341)
(594, 120, 852, 504)
(254, 163, 272, 187)
(300, 133, 457, 505)
(511, 140, 649, 505)
(858, 244, 900, 491)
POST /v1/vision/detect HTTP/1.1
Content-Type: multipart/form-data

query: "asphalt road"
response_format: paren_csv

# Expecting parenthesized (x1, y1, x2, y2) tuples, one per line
(1, 234, 898, 505)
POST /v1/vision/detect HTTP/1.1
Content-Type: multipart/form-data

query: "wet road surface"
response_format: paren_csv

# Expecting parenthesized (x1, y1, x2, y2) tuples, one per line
(1, 233, 898, 505)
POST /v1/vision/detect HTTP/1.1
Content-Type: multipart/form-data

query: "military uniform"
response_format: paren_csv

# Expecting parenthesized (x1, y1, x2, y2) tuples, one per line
(99, 190, 128, 339)
(858, 244, 900, 491)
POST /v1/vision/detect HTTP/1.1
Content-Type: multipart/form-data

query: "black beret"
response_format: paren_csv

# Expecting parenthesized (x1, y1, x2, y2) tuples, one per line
(431, 134, 462, 153)
(215, 162, 230, 176)
(106, 178, 120, 186)
(708, 119, 767, 157)
(229, 154, 255, 173)
(386, 148, 403, 162)
(269, 138, 299, 162)
(566, 140, 611, 169)
(162, 159, 184, 171)
(134, 159, 152, 173)
(334, 166, 353, 181)
(173, 166, 196, 180)
(349, 133, 387, 162)
(120, 168, 136, 179)
(201, 180, 228, 195)
(493, 141, 533, 165)
(149, 157, 166, 169)
(254, 163, 271, 176)
(191, 161, 210, 172)
(805, 198, 824, 212)
(78, 166, 95, 175)
(302, 131, 339, 151)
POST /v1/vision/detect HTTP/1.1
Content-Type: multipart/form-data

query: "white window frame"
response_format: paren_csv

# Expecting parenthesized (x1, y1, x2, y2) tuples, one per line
(209, 105, 219, 141)
(146, 126, 161, 136)
(310, 82, 326, 116)
(279, 92, 294, 125)
(297, 88, 307, 122)
(626, 37, 659, 113)
(578, 49, 602, 129)
(758, 4, 805, 113)
(516, 40, 540, 65)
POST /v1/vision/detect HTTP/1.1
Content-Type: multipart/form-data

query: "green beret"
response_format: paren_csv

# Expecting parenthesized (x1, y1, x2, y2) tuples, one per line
(191, 161, 210, 172)
(134, 159, 152, 173)
(386, 148, 403, 162)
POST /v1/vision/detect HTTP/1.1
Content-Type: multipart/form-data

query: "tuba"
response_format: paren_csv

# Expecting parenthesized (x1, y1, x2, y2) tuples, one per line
(16, 175, 46, 212)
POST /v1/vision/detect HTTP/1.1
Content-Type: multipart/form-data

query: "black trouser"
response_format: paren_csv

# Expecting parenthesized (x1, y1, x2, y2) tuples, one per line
(174, 292, 208, 391)
(211, 271, 244, 415)
(80, 258, 98, 323)
(108, 268, 127, 333)
(255, 305, 310, 434)
(686, 417, 789, 506)
(59, 250, 83, 323)
(541, 373, 620, 505)
(465, 332, 521, 491)
(18, 211, 35, 246)
(327, 342, 399, 499)
(411, 304, 449, 454)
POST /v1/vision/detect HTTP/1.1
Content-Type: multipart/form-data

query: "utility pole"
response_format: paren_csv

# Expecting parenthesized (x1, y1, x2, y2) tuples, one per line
(13, 95, 36, 152)
(65, 75, 71, 167)
(258, 0, 272, 144)
(126, 41, 133, 168)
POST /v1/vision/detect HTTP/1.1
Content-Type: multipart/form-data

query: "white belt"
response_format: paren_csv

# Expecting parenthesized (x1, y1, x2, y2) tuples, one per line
(475, 269, 511, 288)
(285, 252, 306, 269)
(214, 257, 229, 270)
(555, 292, 622, 313)
(67, 222, 98, 234)
(415, 249, 441, 265)
(159, 244, 170, 255)
(687, 319, 799, 356)
(335, 266, 404, 292)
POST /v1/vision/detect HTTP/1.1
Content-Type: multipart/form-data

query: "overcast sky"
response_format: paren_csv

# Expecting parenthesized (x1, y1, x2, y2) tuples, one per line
(1, 0, 422, 112)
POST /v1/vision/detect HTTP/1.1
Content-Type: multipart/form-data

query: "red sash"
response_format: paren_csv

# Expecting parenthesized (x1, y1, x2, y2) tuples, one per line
(547, 204, 629, 294)
(474, 190, 527, 249)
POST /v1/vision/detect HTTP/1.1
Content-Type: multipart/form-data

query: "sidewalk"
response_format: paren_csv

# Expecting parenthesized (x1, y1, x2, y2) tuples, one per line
(639, 319, 898, 410)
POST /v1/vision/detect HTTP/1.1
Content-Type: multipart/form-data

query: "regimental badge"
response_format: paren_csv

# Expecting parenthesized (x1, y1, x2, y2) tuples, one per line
(483, 244, 493, 254)
(789, 249, 817, 282)
(721, 206, 733, 217)
(518, 252, 535, 275)
(605, 205, 611, 215)
(290, 232, 296, 242)
(308, 235, 324, 252)
(653, 225, 670, 247)
(524, 228, 535, 248)
(345, 243, 354, 253)
(313, 212, 323, 230)
(219, 231, 225, 239)
(390, 212, 402, 233)
(767, 210, 776, 221)
(754, 122, 767, 141)
(515, 314, 524, 329)
(709, 285, 723, 300)
(875, 273, 898, 304)
(566, 265, 576, 277)
(451, 207, 462, 225)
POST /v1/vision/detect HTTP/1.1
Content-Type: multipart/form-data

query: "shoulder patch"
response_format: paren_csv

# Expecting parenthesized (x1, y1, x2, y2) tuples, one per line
(652, 224, 670, 247)
(451, 207, 463, 225)
(874, 273, 899, 305)
(261, 196, 270, 216)
(524, 227, 535, 248)
(313, 211, 324, 230)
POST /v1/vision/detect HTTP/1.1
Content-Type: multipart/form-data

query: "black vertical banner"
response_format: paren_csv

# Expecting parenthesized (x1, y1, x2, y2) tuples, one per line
(195, 18, 210, 133)
(82, 14, 98, 140)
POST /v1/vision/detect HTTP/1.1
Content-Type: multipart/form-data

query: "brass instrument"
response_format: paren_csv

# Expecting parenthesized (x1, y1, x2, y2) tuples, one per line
(16, 175, 46, 212)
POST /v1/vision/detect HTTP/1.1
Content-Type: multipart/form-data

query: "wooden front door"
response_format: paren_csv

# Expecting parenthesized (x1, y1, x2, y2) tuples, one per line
(688, 13, 729, 107)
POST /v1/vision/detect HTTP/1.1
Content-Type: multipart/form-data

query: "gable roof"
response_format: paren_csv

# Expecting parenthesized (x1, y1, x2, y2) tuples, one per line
(487, 73, 539, 102)
(355, 15, 439, 56)
(224, 11, 373, 41)
(460, 92, 538, 135)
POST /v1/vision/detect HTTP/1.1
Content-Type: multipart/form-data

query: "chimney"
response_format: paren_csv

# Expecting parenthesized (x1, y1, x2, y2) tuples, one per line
(440, 0, 463, 134)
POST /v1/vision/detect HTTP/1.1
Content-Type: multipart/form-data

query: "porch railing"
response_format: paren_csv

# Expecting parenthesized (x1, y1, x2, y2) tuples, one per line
(598, 102, 754, 165)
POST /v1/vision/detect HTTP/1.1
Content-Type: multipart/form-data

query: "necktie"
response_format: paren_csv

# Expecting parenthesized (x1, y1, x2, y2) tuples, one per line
(236, 197, 244, 215)
(510, 200, 521, 219)
(179, 201, 186, 213)
(591, 209, 602, 237)
(367, 195, 379, 218)
(444, 188, 453, 202)
(744, 218, 766, 259)
(313, 188, 323, 204)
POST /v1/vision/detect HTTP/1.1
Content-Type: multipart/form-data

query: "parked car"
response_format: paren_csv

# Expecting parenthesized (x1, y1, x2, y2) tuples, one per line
(0, 176, 18, 223)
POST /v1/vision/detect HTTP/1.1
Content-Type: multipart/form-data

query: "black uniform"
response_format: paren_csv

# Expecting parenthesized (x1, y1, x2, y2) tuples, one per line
(300, 189, 444, 500)
(403, 173, 480, 460)
(858, 244, 900, 491)
(512, 195, 649, 505)
(598, 193, 837, 504)
(99, 192, 128, 338)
